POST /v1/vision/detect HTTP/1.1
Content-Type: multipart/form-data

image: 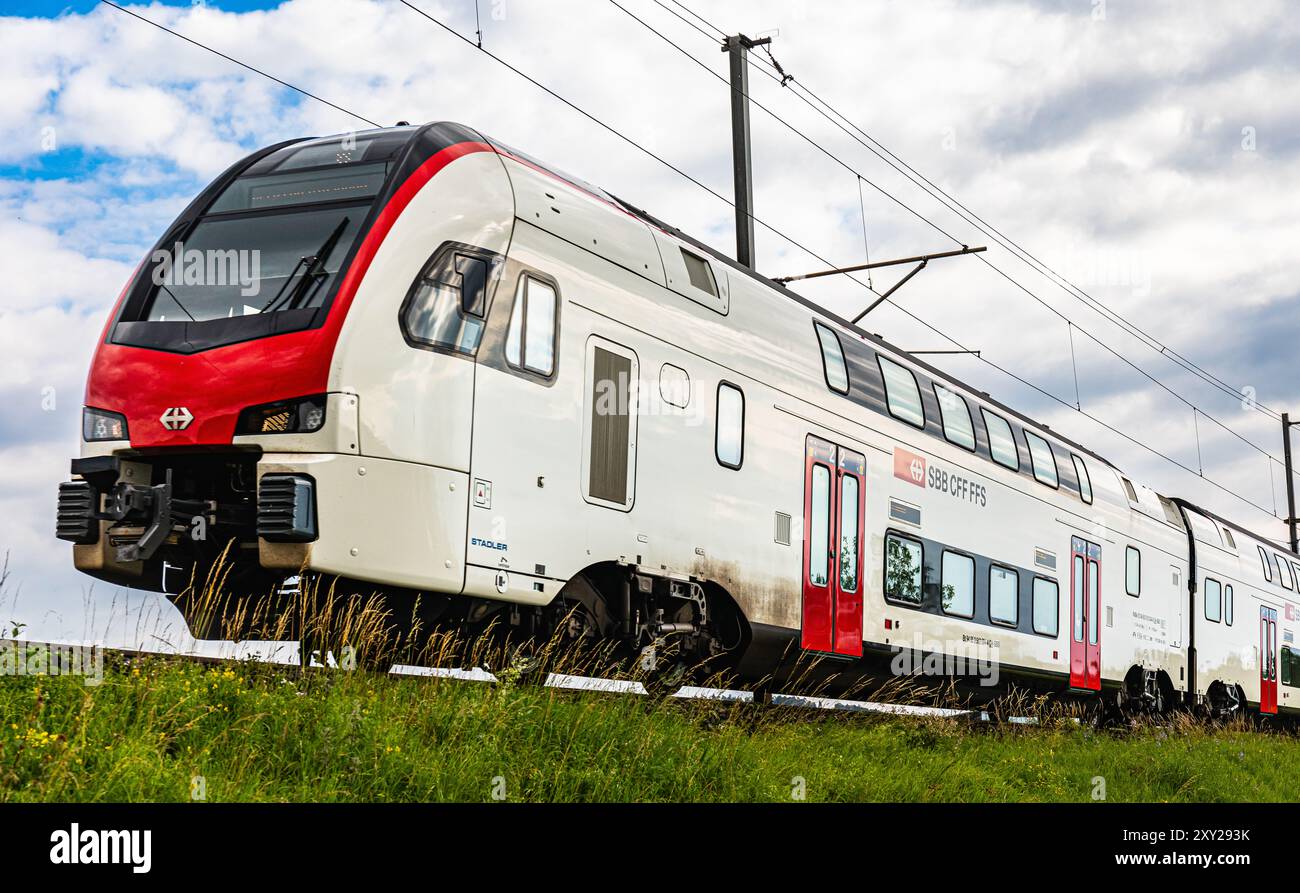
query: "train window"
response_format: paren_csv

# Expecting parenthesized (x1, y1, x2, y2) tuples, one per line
(680, 248, 718, 297)
(1204, 577, 1222, 623)
(1282, 647, 1300, 688)
(1260, 545, 1275, 583)
(839, 475, 861, 593)
(400, 246, 497, 356)
(934, 385, 976, 451)
(1122, 477, 1138, 503)
(1072, 555, 1085, 643)
(1032, 578, 1059, 637)
(814, 323, 850, 395)
(941, 551, 975, 618)
(1276, 554, 1294, 590)
(715, 383, 745, 470)
(877, 356, 925, 428)
(1125, 546, 1141, 597)
(1072, 454, 1093, 504)
(505, 275, 558, 376)
(1087, 559, 1100, 644)
(885, 533, 923, 604)
(1222, 528, 1236, 550)
(1225, 585, 1234, 626)
(1024, 431, 1059, 488)
(809, 464, 831, 586)
(990, 565, 1018, 626)
(982, 410, 1019, 471)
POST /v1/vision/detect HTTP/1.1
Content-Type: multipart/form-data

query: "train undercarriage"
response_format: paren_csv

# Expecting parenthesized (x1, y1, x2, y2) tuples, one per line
(57, 451, 1263, 717)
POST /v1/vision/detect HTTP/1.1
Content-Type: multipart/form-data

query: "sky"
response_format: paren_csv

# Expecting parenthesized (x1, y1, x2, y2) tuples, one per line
(2, 0, 1299, 648)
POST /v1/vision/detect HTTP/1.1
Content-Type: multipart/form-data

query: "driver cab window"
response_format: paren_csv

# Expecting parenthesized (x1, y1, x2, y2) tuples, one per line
(400, 244, 499, 356)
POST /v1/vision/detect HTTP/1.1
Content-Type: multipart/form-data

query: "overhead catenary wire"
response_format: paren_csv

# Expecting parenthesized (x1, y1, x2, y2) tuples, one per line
(613, 0, 1282, 467)
(98, 0, 381, 129)
(662, 0, 1283, 425)
(397, 0, 1285, 521)
(103, 0, 1288, 523)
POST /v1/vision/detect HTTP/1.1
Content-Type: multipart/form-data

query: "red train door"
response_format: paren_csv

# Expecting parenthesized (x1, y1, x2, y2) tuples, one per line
(800, 436, 864, 657)
(1070, 537, 1103, 691)
(1260, 607, 1278, 714)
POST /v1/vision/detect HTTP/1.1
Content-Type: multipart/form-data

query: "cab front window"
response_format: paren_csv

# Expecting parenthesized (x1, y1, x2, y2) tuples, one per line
(114, 130, 411, 352)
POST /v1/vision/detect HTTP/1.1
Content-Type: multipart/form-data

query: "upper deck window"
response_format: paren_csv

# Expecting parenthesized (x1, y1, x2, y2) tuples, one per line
(1276, 554, 1295, 590)
(1260, 545, 1275, 583)
(1121, 477, 1138, 503)
(1072, 454, 1093, 504)
(814, 323, 850, 395)
(982, 410, 1019, 471)
(877, 356, 925, 428)
(1024, 430, 1059, 488)
(934, 385, 976, 451)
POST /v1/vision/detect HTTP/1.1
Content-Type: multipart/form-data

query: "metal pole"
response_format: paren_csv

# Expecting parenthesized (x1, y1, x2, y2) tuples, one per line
(724, 35, 764, 269)
(851, 260, 927, 323)
(1285, 412, 1298, 554)
(775, 245, 988, 284)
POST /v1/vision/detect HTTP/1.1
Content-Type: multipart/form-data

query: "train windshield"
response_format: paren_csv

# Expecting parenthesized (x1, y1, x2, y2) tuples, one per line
(144, 203, 367, 321)
(123, 130, 416, 345)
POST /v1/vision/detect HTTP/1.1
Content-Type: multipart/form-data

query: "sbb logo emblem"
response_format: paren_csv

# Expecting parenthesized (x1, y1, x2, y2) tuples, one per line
(159, 406, 194, 430)
(893, 447, 927, 488)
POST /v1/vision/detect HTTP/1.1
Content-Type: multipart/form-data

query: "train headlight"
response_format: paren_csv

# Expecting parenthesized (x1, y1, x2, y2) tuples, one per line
(82, 407, 129, 442)
(236, 395, 328, 435)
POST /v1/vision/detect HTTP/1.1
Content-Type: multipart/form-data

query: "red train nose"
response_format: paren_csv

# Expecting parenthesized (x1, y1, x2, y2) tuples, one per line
(84, 327, 329, 448)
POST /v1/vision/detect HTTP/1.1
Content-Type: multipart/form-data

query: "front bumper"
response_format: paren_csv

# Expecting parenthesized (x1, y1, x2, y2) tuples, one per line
(58, 452, 467, 596)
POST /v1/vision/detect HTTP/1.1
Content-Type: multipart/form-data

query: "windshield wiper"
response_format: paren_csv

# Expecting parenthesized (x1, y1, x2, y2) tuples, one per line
(260, 216, 351, 314)
(157, 282, 198, 322)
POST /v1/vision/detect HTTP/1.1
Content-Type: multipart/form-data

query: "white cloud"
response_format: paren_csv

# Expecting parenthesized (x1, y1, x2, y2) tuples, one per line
(3, 0, 1300, 639)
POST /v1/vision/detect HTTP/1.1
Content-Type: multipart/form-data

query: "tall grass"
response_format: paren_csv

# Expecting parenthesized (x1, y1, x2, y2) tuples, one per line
(2, 555, 1297, 802)
(1, 651, 1297, 802)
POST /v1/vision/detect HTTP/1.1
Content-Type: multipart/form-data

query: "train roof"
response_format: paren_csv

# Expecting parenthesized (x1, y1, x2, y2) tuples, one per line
(358, 121, 1295, 557)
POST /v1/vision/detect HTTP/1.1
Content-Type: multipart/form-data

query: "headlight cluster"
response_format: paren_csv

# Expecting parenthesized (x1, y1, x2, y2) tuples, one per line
(236, 395, 327, 436)
(82, 407, 128, 442)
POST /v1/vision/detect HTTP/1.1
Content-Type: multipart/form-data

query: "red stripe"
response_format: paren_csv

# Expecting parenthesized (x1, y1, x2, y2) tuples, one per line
(317, 140, 495, 346)
(85, 140, 496, 448)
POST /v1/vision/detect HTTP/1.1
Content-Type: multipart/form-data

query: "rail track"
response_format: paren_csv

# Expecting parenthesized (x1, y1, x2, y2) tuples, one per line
(1, 636, 1015, 722)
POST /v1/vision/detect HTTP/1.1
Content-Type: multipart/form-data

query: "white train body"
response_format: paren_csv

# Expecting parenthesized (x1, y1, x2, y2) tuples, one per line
(57, 122, 1299, 712)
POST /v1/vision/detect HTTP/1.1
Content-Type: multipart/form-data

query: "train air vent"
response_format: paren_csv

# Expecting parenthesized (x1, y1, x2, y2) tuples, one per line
(56, 480, 99, 545)
(889, 499, 921, 527)
(257, 474, 317, 543)
(774, 512, 792, 545)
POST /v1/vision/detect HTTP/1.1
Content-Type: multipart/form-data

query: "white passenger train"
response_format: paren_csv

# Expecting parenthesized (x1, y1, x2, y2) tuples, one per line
(56, 122, 1300, 714)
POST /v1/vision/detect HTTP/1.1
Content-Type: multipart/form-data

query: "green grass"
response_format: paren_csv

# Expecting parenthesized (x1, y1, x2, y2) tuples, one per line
(0, 656, 1295, 802)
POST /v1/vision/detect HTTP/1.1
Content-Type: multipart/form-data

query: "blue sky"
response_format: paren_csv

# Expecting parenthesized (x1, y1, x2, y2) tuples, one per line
(3, 0, 1300, 648)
